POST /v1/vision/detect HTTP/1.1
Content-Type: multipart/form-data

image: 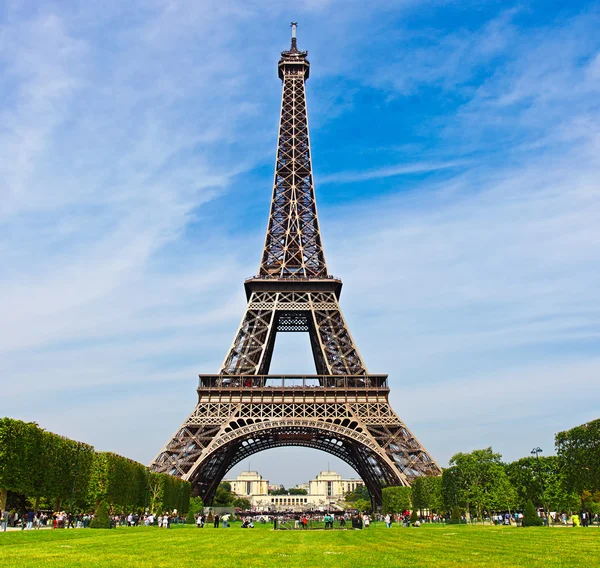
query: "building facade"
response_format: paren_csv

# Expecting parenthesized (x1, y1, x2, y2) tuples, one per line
(224, 470, 364, 512)
(225, 471, 269, 498)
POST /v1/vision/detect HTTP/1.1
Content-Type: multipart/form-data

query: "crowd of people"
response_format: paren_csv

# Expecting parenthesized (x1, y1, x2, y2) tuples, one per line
(0, 509, 187, 531)
(2, 507, 598, 532)
(0, 510, 94, 530)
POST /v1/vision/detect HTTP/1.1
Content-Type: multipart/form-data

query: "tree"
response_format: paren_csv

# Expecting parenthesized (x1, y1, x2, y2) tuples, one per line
(556, 419, 600, 497)
(344, 485, 370, 504)
(447, 448, 516, 520)
(232, 497, 251, 510)
(450, 506, 461, 524)
(213, 482, 234, 506)
(442, 467, 459, 513)
(412, 476, 443, 513)
(90, 501, 112, 529)
(188, 496, 204, 517)
(352, 498, 371, 512)
(523, 499, 543, 526)
(288, 488, 308, 495)
(0, 418, 190, 516)
(382, 486, 411, 514)
(269, 486, 288, 496)
(506, 455, 577, 513)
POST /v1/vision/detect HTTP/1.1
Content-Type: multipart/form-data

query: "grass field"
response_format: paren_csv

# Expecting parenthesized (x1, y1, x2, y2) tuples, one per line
(1, 522, 597, 567)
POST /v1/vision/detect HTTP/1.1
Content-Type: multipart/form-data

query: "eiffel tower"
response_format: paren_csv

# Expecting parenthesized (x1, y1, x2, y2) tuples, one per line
(150, 24, 441, 506)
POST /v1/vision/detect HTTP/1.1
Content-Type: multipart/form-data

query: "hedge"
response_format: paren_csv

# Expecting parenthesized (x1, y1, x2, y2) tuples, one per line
(0, 417, 190, 514)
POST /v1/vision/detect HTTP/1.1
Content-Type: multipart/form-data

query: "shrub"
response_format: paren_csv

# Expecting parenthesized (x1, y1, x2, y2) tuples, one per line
(186, 510, 195, 524)
(523, 499, 543, 526)
(410, 510, 419, 525)
(90, 501, 112, 529)
(449, 506, 461, 524)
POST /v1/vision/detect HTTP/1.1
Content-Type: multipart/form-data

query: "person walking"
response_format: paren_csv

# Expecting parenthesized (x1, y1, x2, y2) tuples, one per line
(1, 509, 10, 532)
(384, 514, 391, 528)
(213, 513, 220, 528)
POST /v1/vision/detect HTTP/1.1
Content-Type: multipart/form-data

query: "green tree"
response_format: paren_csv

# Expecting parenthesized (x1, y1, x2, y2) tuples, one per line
(213, 482, 234, 506)
(556, 419, 600, 497)
(506, 455, 577, 513)
(412, 476, 443, 513)
(353, 498, 371, 512)
(450, 506, 461, 524)
(523, 499, 543, 526)
(344, 485, 370, 503)
(0, 419, 42, 499)
(447, 447, 516, 520)
(232, 497, 251, 509)
(188, 496, 204, 517)
(288, 488, 308, 495)
(0, 417, 190, 516)
(382, 486, 411, 514)
(90, 501, 112, 529)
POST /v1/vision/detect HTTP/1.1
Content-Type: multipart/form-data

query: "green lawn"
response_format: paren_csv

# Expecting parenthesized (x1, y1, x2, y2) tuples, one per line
(0, 522, 597, 567)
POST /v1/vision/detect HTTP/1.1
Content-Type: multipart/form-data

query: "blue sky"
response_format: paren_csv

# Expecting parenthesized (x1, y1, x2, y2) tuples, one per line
(1, 0, 599, 487)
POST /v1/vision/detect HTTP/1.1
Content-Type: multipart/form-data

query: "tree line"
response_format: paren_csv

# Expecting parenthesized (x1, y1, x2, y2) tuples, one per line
(382, 418, 600, 518)
(0, 418, 191, 515)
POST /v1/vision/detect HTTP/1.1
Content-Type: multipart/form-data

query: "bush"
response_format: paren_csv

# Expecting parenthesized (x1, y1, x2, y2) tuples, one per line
(449, 506, 461, 524)
(90, 501, 112, 529)
(523, 499, 543, 527)
(410, 510, 419, 526)
(186, 510, 195, 525)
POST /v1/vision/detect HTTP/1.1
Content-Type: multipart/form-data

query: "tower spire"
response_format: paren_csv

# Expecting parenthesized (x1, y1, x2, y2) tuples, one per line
(259, 23, 323, 279)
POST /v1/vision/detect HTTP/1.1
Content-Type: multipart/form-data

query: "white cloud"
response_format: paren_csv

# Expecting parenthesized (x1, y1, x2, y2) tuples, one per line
(319, 160, 466, 184)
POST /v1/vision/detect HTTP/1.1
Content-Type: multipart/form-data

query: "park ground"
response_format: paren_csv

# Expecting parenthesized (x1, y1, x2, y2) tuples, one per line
(0, 522, 598, 567)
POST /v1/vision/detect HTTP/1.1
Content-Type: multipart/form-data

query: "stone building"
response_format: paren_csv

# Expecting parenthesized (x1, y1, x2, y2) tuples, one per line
(226, 471, 269, 498)
(224, 470, 364, 512)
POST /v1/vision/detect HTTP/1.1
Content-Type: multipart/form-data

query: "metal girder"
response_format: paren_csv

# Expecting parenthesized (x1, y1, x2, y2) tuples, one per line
(219, 291, 367, 376)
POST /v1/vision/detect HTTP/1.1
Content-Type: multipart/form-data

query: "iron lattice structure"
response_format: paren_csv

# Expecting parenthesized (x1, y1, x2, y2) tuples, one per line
(151, 25, 441, 506)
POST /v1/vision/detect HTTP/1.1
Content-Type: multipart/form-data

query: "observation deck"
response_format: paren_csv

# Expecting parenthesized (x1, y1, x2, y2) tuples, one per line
(198, 374, 388, 391)
(244, 276, 343, 300)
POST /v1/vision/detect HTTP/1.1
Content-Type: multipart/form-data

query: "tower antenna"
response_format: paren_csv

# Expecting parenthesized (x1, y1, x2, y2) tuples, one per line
(290, 21, 298, 50)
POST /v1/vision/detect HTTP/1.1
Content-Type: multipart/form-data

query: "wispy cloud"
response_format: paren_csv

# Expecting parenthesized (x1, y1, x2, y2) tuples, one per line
(319, 160, 466, 184)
